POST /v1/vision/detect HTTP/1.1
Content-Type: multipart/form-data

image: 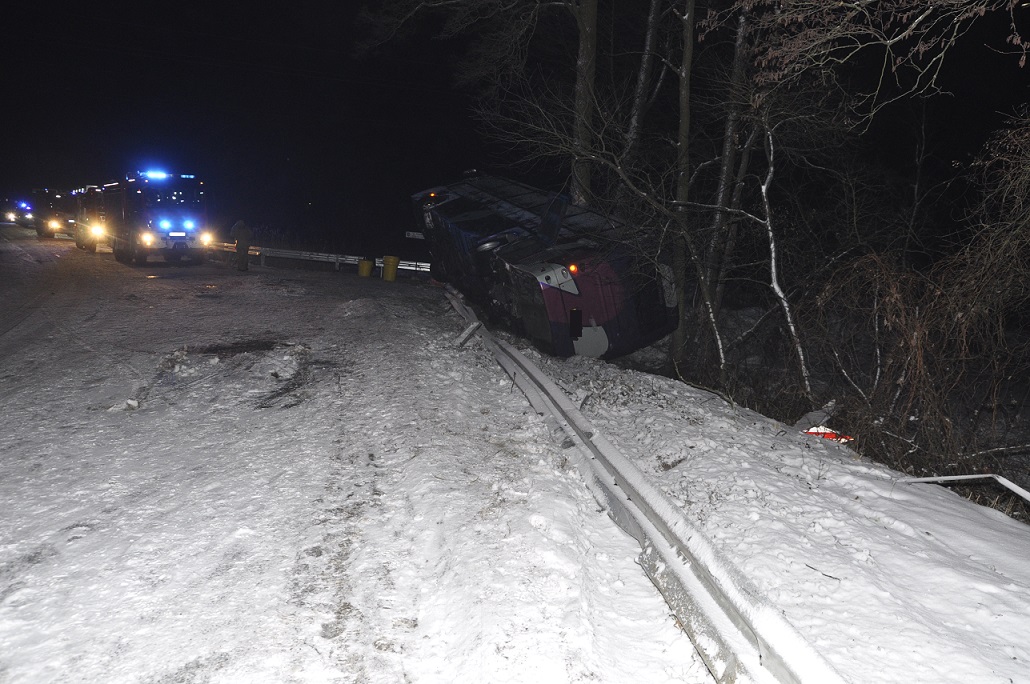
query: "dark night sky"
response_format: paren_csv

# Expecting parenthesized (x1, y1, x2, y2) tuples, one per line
(2, 4, 1028, 257)
(1, 3, 486, 257)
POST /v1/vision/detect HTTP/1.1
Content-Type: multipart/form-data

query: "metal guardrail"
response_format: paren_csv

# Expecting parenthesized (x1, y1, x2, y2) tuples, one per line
(444, 287, 846, 684)
(211, 242, 432, 273)
(901, 473, 1030, 503)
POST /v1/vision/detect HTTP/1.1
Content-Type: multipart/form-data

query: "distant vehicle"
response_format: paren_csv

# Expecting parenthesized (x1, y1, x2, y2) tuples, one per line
(5, 200, 34, 227)
(32, 188, 76, 238)
(411, 173, 677, 360)
(103, 170, 214, 264)
(70, 185, 106, 253)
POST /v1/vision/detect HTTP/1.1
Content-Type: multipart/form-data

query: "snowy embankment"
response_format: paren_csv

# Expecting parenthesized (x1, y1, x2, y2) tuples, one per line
(532, 350, 1030, 683)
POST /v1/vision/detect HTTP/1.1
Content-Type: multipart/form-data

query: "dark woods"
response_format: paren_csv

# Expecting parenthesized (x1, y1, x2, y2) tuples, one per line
(358, 0, 1030, 518)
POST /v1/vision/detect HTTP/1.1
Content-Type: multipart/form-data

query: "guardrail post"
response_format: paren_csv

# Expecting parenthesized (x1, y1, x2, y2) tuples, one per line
(453, 321, 482, 347)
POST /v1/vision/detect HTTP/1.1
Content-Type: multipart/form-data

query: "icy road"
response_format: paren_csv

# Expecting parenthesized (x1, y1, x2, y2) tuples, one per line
(0, 226, 707, 683)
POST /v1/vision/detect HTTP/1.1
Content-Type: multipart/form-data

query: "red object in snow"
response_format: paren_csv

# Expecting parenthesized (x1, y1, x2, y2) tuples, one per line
(803, 425, 854, 443)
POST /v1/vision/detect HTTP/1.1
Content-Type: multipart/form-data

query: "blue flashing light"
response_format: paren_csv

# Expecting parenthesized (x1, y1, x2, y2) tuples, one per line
(183, 220, 196, 230)
(143, 170, 169, 180)
(159, 219, 172, 230)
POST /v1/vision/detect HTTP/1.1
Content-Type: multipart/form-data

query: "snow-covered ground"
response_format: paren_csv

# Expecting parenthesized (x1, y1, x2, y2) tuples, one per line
(1, 224, 1028, 683)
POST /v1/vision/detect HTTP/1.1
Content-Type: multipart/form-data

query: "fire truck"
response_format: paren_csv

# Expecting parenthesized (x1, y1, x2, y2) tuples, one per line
(103, 170, 214, 264)
(70, 184, 106, 252)
(31, 188, 76, 238)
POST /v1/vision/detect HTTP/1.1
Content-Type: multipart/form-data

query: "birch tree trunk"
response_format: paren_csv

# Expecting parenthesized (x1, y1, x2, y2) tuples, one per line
(759, 122, 813, 400)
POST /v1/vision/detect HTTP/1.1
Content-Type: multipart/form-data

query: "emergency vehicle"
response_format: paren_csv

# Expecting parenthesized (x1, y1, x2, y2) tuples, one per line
(70, 184, 106, 252)
(4, 200, 34, 226)
(31, 188, 76, 238)
(104, 170, 214, 264)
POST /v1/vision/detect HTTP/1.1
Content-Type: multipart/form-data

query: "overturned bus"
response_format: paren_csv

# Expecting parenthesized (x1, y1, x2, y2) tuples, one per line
(412, 174, 676, 360)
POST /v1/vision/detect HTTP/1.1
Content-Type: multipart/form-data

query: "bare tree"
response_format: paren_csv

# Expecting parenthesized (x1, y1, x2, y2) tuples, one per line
(571, 0, 599, 203)
(358, 0, 601, 199)
(621, 0, 667, 170)
(690, 10, 753, 374)
(946, 107, 1030, 348)
(732, 0, 1026, 117)
(669, 0, 703, 372)
(757, 116, 813, 400)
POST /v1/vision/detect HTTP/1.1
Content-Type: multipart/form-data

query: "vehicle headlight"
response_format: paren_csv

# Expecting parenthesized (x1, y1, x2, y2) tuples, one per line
(90, 225, 105, 237)
(200, 232, 213, 245)
(141, 232, 155, 246)
(4, 212, 14, 221)
(48, 220, 60, 229)
(25, 213, 34, 220)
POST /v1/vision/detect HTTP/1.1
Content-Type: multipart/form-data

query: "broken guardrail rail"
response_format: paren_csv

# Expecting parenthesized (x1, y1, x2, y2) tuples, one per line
(900, 473, 1030, 504)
